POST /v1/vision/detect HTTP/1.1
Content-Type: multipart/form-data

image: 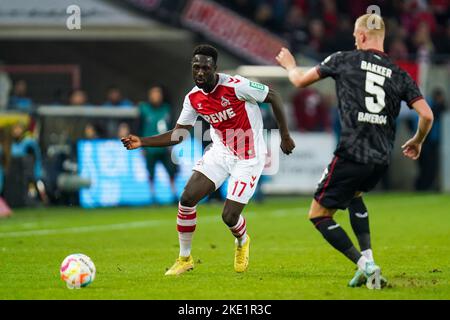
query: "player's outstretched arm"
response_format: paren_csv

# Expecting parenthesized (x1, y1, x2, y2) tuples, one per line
(276, 47, 321, 88)
(401, 99, 434, 160)
(121, 124, 192, 150)
(264, 88, 295, 155)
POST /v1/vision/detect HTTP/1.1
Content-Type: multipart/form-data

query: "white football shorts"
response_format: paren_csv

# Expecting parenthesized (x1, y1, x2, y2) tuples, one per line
(193, 148, 266, 204)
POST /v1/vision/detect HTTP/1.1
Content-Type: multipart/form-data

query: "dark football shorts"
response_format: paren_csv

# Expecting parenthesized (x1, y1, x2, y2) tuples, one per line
(314, 156, 388, 210)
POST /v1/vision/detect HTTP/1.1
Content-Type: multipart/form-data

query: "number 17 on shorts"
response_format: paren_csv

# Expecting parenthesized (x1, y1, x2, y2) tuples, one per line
(226, 160, 265, 204)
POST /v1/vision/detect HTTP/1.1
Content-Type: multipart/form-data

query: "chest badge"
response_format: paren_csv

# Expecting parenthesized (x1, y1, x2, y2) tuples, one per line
(221, 96, 231, 107)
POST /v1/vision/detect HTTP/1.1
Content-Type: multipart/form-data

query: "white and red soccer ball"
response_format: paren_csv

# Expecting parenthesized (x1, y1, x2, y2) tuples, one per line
(60, 254, 96, 289)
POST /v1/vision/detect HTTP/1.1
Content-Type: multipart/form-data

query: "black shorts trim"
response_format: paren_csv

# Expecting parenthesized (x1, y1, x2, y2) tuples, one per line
(316, 156, 339, 204)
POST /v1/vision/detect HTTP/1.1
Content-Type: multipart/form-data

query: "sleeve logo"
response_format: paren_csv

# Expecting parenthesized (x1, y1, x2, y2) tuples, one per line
(249, 81, 266, 91)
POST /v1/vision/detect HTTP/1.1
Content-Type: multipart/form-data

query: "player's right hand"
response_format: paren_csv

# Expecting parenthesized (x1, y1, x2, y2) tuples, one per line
(276, 47, 297, 71)
(401, 138, 422, 160)
(121, 134, 142, 150)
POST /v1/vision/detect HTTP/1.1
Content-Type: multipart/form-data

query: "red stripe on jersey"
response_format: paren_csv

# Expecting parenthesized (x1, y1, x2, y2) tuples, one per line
(188, 85, 255, 159)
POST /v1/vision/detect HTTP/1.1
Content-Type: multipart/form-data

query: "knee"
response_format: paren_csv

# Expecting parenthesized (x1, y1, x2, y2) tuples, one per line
(308, 200, 335, 220)
(179, 190, 197, 208)
(308, 209, 330, 220)
(222, 209, 240, 227)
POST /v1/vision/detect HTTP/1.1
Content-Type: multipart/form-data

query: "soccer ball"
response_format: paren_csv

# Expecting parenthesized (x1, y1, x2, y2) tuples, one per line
(60, 253, 96, 289)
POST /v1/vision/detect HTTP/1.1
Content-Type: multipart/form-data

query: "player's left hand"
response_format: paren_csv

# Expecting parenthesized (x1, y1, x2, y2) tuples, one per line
(280, 135, 295, 155)
(276, 47, 296, 71)
(401, 138, 422, 160)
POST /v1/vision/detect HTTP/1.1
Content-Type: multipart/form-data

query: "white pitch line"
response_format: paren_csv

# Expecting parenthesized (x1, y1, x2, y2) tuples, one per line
(0, 207, 306, 238)
(0, 220, 161, 238)
(0, 216, 219, 238)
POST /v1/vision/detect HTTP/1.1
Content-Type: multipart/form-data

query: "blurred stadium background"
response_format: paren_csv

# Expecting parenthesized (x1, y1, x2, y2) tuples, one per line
(0, 0, 448, 212)
(0, 0, 450, 300)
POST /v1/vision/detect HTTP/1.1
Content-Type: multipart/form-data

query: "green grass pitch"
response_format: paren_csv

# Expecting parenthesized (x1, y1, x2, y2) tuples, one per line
(0, 193, 449, 300)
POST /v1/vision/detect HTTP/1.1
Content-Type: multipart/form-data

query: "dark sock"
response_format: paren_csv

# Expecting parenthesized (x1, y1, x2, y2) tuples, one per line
(311, 217, 362, 264)
(348, 197, 371, 251)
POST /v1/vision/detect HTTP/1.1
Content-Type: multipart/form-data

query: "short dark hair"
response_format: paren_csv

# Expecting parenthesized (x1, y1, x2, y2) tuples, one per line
(193, 44, 218, 64)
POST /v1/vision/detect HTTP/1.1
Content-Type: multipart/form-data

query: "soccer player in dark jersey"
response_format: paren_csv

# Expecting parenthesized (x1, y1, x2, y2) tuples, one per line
(276, 13, 434, 289)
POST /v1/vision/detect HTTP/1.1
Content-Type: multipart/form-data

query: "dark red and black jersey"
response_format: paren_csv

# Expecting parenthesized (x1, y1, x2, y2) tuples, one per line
(316, 49, 423, 165)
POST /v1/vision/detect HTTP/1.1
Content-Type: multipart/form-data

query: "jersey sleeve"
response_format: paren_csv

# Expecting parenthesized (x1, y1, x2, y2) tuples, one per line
(400, 72, 423, 109)
(176, 95, 198, 126)
(316, 52, 343, 79)
(234, 75, 269, 103)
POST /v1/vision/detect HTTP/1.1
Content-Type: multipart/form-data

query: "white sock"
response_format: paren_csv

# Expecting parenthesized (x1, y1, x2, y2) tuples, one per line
(361, 249, 374, 261)
(179, 232, 193, 257)
(237, 234, 247, 247)
(357, 255, 370, 271)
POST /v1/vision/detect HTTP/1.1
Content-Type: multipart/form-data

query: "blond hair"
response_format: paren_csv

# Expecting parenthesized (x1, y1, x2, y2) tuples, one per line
(355, 13, 385, 38)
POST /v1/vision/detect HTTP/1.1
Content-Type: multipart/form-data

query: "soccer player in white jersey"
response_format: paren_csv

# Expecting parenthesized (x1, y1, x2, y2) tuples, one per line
(122, 45, 295, 275)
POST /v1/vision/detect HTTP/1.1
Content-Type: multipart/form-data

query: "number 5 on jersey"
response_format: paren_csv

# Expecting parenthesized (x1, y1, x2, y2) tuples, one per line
(365, 71, 386, 113)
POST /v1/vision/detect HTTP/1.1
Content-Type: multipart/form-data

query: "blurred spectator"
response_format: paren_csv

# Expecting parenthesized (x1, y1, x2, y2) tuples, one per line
(205, 0, 450, 63)
(117, 122, 131, 139)
(412, 6, 438, 34)
(324, 15, 355, 53)
(282, 4, 308, 52)
(258, 101, 277, 130)
(139, 85, 177, 202)
(3, 123, 44, 207)
(388, 38, 410, 61)
(414, 88, 447, 191)
(83, 122, 104, 140)
(434, 19, 450, 57)
(0, 127, 12, 195)
(209, 0, 449, 61)
(412, 21, 435, 57)
(69, 89, 89, 106)
(322, 0, 338, 37)
(254, 2, 274, 30)
(345, 0, 371, 21)
(0, 71, 12, 111)
(430, 0, 449, 27)
(103, 86, 133, 108)
(306, 19, 326, 59)
(8, 79, 33, 113)
(11, 123, 42, 181)
(292, 88, 331, 132)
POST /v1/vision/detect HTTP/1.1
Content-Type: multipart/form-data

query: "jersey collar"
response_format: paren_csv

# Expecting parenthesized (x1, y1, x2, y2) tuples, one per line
(364, 48, 388, 57)
(199, 73, 224, 95)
